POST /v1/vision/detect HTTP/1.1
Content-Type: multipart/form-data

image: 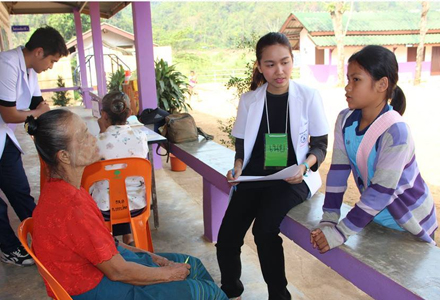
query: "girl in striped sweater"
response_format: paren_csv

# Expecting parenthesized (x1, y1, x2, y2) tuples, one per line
(311, 45, 437, 253)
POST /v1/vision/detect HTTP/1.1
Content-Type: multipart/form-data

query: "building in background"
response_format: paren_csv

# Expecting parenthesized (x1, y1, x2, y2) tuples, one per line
(66, 23, 172, 90)
(280, 11, 440, 85)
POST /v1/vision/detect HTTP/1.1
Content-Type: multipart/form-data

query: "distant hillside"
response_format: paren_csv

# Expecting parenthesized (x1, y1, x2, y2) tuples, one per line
(9, 1, 440, 50)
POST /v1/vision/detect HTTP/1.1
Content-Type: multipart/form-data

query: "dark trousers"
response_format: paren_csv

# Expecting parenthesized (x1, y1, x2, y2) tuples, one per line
(216, 181, 308, 300)
(0, 136, 36, 253)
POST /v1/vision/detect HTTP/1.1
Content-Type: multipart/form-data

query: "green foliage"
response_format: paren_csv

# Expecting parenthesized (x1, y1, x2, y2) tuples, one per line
(217, 118, 236, 148)
(47, 14, 91, 42)
(51, 76, 71, 106)
(10, 2, 440, 50)
(219, 34, 258, 147)
(155, 59, 191, 113)
(107, 66, 125, 92)
(225, 61, 254, 100)
(173, 49, 253, 83)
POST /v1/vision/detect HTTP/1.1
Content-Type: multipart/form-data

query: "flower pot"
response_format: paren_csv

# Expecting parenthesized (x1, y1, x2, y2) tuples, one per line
(170, 154, 186, 172)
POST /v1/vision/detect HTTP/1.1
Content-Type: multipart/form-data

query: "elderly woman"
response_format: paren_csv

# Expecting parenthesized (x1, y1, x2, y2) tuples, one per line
(26, 110, 227, 300)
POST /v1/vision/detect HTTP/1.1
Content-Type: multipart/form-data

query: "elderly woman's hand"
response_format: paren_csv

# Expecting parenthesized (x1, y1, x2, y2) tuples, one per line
(164, 263, 191, 282)
(150, 253, 171, 267)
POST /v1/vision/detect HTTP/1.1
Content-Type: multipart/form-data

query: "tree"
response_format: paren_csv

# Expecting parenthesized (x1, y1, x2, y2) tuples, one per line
(328, 2, 349, 87)
(52, 76, 71, 106)
(47, 13, 91, 42)
(414, 1, 430, 86)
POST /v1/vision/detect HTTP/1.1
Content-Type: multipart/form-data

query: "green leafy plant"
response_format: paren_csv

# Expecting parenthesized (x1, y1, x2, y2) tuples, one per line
(217, 118, 236, 148)
(219, 35, 257, 147)
(51, 76, 71, 106)
(107, 66, 125, 92)
(155, 59, 191, 113)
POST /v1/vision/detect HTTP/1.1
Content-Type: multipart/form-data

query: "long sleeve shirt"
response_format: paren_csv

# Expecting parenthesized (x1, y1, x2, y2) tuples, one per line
(319, 108, 437, 249)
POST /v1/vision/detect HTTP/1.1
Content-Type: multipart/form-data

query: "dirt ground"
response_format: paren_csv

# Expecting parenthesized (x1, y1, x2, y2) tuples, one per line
(188, 80, 440, 245)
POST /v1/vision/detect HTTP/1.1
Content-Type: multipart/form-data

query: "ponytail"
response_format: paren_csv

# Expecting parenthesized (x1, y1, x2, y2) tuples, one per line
(390, 85, 406, 116)
(250, 61, 266, 91)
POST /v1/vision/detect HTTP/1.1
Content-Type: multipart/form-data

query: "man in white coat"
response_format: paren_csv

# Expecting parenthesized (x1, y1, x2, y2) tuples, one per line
(0, 26, 68, 266)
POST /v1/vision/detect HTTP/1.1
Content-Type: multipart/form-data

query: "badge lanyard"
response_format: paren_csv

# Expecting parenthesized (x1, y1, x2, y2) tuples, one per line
(264, 95, 289, 168)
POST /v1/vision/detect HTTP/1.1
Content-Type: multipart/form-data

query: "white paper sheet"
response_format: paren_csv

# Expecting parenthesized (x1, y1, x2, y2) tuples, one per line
(229, 164, 301, 182)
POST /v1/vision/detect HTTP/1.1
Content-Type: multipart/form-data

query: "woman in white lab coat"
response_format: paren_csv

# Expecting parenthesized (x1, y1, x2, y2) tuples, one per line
(216, 32, 329, 300)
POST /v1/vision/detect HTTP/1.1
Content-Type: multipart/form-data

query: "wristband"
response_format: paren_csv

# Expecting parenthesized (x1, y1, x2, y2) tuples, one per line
(301, 162, 310, 177)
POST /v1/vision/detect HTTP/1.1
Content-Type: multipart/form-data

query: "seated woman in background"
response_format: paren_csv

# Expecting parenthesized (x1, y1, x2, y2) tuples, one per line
(26, 110, 227, 300)
(91, 91, 149, 246)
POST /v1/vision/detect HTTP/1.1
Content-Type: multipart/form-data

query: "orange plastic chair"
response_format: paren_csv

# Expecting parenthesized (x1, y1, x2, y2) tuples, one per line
(18, 218, 73, 300)
(81, 157, 154, 252)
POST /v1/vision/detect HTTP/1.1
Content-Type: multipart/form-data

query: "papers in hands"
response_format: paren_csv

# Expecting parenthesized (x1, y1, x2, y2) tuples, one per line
(229, 164, 301, 183)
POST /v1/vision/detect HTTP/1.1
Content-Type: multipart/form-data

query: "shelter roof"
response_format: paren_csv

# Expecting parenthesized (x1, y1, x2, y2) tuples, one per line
(312, 33, 440, 47)
(2, 2, 129, 19)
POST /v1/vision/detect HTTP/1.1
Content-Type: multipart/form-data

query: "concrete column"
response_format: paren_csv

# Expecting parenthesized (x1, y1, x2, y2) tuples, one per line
(203, 179, 230, 242)
(89, 2, 106, 96)
(132, 2, 157, 112)
(132, 2, 162, 169)
(73, 9, 91, 108)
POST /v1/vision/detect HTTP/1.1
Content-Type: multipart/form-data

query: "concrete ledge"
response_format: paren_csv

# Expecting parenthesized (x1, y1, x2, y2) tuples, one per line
(170, 137, 440, 300)
(283, 195, 440, 300)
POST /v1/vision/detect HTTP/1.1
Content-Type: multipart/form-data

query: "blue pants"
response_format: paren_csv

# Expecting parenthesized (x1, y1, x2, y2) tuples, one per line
(0, 136, 35, 252)
(73, 246, 228, 300)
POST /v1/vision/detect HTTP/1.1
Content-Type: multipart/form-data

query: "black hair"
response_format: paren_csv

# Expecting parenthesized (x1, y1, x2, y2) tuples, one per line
(101, 91, 131, 125)
(348, 45, 406, 115)
(25, 110, 73, 176)
(250, 32, 293, 91)
(25, 26, 68, 58)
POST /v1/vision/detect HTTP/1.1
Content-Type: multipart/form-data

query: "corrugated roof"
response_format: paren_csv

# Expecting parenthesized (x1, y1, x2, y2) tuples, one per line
(294, 11, 440, 32)
(311, 33, 440, 47)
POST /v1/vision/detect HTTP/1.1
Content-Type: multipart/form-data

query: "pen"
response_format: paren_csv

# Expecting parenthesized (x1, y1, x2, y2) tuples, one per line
(231, 169, 237, 191)
(184, 256, 189, 264)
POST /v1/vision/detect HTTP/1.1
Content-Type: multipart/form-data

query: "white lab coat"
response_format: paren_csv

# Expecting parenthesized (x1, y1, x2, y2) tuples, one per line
(0, 46, 42, 158)
(231, 80, 329, 197)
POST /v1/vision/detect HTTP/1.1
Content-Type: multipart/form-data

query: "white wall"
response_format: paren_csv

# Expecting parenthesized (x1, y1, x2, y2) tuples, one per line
(299, 29, 318, 83)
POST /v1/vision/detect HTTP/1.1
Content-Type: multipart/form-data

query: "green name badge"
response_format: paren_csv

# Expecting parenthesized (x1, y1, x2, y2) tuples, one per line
(264, 133, 288, 168)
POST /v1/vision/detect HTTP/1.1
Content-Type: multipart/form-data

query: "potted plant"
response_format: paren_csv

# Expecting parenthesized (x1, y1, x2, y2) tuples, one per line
(155, 59, 191, 113)
(107, 66, 125, 92)
(155, 59, 191, 171)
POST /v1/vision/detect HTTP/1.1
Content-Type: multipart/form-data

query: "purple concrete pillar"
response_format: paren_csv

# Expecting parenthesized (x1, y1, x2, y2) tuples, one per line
(73, 9, 91, 108)
(132, 2, 162, 169)
(89, 2, 107, 96)
(132, 2, 157, 111)
(203, 178, 230, 242)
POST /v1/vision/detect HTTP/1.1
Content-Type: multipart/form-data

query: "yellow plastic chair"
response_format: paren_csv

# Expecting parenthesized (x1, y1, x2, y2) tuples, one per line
(18, 218, 73, 300)
(81, 157, 154, 252)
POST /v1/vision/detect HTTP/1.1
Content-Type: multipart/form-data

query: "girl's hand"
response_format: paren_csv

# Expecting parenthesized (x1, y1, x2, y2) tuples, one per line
(311, 229, 330, 254)
(150, 253, 171, 267)
(227, 166, 242, 186)
(163, 263, 191, 282)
